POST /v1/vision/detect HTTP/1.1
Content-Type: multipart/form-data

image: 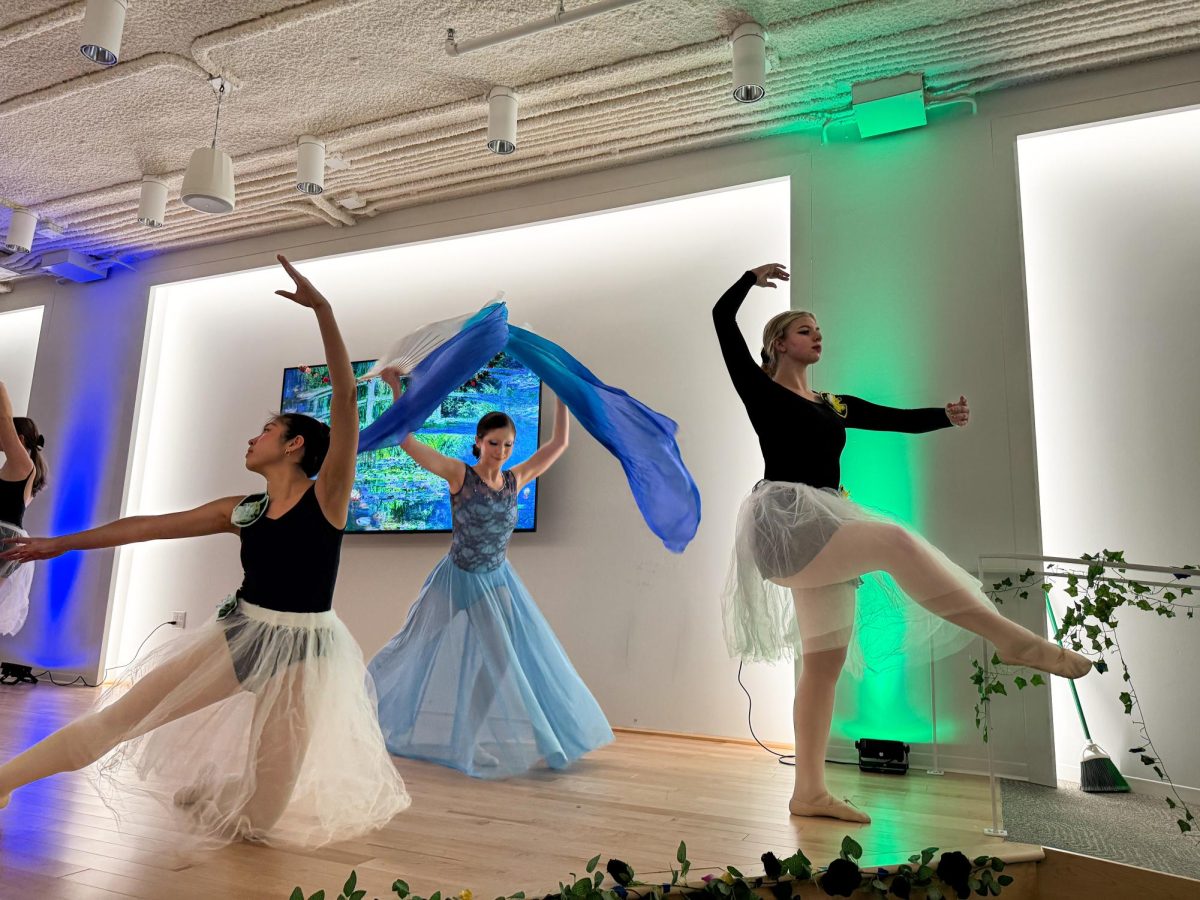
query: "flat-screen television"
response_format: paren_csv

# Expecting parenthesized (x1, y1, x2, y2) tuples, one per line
(280, 352, 541, 533)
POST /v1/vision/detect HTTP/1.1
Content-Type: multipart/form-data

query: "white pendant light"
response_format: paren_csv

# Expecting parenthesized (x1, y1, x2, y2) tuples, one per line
(181, 149, 235, 214)
(4, 209, 37, 253)
(731, 22, 766, 103)
(137, 176, 168, 227)
(182, 80, 235, 214)
(79, 0, 128, 66)
(486, 86, 518, 155)
(296, 135, 325, 194)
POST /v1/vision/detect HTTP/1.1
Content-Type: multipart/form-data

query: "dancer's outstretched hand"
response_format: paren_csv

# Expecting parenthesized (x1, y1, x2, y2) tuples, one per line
(274, 254, 328, 309)
(0, 535, 65, 563)
(946, 395, 970, 427)
(750, 263, 789, 288)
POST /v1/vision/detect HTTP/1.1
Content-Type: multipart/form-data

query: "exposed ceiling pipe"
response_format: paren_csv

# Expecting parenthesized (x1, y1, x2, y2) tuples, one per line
(0, 3, 86, 51)
(445, 0, 647, 57)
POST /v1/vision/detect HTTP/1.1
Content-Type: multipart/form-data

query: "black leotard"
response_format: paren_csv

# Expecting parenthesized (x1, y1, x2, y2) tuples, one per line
(0, 471, 31, 528)
(713, 271, 951, 489)
(237, 484, 343, 613)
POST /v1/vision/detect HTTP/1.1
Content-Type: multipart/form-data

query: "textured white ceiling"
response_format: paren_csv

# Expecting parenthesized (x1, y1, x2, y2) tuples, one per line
(2, 0, 1199, 275)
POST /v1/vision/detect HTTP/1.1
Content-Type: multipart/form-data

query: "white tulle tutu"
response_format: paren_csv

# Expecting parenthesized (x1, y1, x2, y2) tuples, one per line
(722, 481, 978, 676)
(0, 520, 33, 636)
(89, 597, 410, 851)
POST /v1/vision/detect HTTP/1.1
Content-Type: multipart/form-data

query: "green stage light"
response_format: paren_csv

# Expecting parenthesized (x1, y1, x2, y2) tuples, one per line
(852, 73, 927, 138)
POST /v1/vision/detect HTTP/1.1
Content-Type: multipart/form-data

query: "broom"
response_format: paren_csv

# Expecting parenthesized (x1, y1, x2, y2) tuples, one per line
(1045, 596, 1130, 793)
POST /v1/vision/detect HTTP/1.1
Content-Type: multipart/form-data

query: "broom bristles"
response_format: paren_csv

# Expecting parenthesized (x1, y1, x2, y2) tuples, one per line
(1080, 742, 1131, 793)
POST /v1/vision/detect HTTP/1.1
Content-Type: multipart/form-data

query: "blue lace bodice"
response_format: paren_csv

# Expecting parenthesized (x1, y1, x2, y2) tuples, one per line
(449, 466, 519, 572)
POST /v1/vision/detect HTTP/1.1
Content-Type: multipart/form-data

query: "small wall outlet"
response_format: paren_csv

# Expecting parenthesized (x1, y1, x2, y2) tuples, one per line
(171, 611, 187, 629)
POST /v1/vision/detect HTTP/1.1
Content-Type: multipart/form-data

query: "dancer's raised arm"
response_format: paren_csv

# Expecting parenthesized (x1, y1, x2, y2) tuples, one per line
(0, 381, 33, 482)
(376, 366, 467, 490)
(275, 254, 356, 528)
(712, 264, 789, 400)
(511, 395, 568, 491)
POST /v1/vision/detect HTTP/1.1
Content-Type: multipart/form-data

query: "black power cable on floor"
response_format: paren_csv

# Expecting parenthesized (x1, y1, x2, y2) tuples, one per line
(736, 660, 859, 769)
(27, 619, 177, 688)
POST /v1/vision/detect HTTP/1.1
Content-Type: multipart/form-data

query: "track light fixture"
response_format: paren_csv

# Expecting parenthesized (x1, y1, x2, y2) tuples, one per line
(3, 209, 37, 254)
(181, 79, 236, 214)
(137, 177, 168, 227)
(730, 22, 766, 103)
(296, 136, 326, 195)
(79, 0, 128, 66)
(486, 87, 518, 155)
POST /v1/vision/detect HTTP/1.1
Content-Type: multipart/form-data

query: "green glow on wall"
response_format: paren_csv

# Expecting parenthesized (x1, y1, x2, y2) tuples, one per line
(830, 431, 937, 744)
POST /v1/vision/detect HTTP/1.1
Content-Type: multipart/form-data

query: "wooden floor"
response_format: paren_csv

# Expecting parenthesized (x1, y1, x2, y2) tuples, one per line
(0, 685, 1028, 900)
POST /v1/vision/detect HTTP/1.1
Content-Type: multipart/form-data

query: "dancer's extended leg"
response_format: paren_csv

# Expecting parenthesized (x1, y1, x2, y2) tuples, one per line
(787, 581, 870, 823)
(178, 664, 311, 839)
(774, 521, 1090, 678)
(0, 632, 242, 808)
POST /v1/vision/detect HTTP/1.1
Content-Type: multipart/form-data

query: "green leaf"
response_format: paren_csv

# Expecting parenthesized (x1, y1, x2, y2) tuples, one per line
(309, 893, 326, 900)
(351, 892, 367, 900)
(1013, 676, 1028, 690)
(726, 867, 743, 879)
(1179, 819, 1193, 833)
(587, 855, 601, 874)
(596, 873, 606, 888)
(1166, 797, 1178, 809)
(392, 881, 410, 899)
(990, 652, 1002, 666)
(290, 890, 305, 900)
(430, 891, 442, 900)
(841, 836, 863, 861)
(1119, 692, 1134, 714)
(344, 873, 358, 897)
(677, 842, 688, 865)
(998, 875, 1014, 886)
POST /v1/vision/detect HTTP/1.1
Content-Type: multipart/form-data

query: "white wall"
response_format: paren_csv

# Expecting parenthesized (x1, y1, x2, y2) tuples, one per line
(3, 49, 1199, 782)
(1019, 106, 1200, 792)
(0, 305, 44, 417)
(112, 181, 800, 742)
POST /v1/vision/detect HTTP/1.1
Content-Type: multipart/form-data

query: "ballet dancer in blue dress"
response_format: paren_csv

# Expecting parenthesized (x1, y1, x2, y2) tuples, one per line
(367, 367, 613, 778)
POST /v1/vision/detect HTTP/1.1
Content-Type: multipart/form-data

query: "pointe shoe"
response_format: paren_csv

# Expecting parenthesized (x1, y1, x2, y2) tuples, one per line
(998, 638, 1092, 679)
(174, 762, 219, 808)
(174, 781, 207, 807)
(789, 793, 871, 824)
(473, 745, 500, 768)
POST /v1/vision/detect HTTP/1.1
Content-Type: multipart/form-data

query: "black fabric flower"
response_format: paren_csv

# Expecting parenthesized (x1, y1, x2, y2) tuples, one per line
(769, 880, 792, 900)
(607, 859, 635, 887)
(889, 875, 911, 898)
(935, 851, 972, 899)
(819, 859, 861, 897)
(761, 852, 783, 881)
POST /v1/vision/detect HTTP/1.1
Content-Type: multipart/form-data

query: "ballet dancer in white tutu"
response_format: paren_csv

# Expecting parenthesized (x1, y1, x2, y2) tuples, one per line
(0, 256, 409, 849)
(0, 379, 47, 636)
(715, 263, 1091, 824)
